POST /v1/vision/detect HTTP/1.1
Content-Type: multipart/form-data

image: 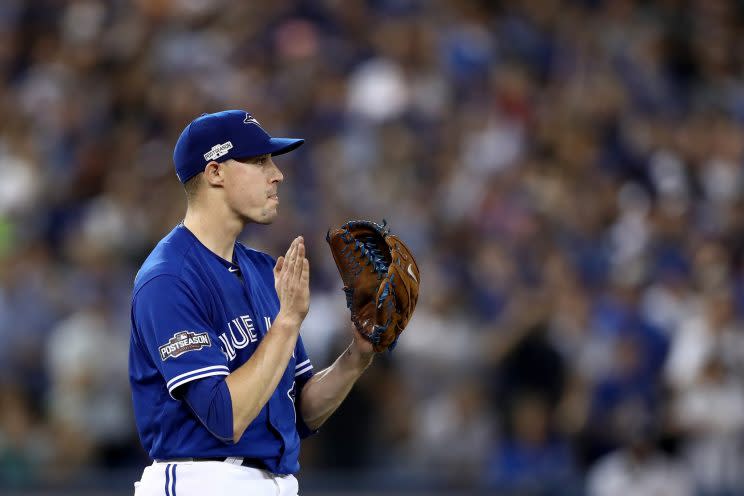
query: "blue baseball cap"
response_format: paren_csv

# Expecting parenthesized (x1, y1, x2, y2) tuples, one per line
(173, 110, 305, 183)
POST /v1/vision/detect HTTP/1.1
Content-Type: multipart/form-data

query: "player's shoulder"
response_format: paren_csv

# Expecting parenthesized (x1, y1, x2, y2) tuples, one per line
(133, 225, 200, 294)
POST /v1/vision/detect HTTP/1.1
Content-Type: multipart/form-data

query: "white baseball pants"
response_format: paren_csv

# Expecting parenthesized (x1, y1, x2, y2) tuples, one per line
(133, 459, 299, 496)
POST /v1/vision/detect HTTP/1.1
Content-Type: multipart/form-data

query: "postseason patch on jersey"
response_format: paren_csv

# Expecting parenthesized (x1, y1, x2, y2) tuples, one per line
(159, 331, 211, 361)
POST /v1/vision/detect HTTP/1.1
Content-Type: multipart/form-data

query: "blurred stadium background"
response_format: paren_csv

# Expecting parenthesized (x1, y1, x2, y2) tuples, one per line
(2, 0, 744, 495)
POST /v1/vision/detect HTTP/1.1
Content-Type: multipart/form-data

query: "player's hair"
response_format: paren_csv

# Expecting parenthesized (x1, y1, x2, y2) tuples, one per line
(183, 173, 203, 202)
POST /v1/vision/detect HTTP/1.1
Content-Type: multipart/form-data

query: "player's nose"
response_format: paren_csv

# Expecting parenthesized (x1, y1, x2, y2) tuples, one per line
(270, 159, 284, 183)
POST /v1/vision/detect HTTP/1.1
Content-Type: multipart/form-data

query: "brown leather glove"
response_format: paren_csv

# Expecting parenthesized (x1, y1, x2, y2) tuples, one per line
(326, 220, 420, 352)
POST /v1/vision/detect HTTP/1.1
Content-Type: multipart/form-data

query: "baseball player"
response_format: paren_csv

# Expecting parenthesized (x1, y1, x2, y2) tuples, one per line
(129, 110, 375, 496)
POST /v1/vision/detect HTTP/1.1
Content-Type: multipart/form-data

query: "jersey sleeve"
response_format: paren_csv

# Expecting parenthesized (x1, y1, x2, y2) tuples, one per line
(133, 274, 229, 399)
(293, 335, 314, 384)
(293, 335, 317, 438)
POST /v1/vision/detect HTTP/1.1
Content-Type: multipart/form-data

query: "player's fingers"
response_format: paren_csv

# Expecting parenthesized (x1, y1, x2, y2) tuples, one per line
(284, 238, 299, 275)
(292, 237, 303, 264)
(301, 258, 310, 286)
(284, 237, 298, 261)
(296, 237, 305, 260)
(290, 236, 301, 260)
(294, 238, 305, 279)
(284, 238, 297, 271)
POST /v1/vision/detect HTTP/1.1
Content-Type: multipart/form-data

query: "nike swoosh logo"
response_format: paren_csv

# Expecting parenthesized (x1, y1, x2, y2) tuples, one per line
(407, 263, 417, 283)
(228, 266, 239, 273)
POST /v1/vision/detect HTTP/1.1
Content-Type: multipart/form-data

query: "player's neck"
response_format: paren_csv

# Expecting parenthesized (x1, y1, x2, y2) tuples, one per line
(182, 206, 242, 262)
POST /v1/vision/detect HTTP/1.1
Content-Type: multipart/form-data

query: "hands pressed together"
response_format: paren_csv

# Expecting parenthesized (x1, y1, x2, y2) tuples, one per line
(273, 235, 375, 360)
(274, 236, 310, 327)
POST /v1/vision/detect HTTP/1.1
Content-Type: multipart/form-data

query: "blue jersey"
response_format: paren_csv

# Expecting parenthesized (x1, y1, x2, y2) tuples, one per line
(129, 224, 314, 475)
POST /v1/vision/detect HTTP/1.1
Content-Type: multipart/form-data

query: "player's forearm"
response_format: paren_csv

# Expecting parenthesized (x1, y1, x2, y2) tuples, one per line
(225, 314, 300, 442)
(299, 342, 374, 431)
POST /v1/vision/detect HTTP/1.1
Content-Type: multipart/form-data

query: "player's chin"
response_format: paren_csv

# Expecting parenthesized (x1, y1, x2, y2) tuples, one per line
(253, 208, 279, 225)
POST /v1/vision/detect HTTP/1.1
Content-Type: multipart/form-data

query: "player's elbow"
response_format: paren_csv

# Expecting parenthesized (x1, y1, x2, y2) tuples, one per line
(180, 377, 236, 444)
(232, 426, 243, 444)
(231, 406, 261, 442)
(232, 420, 244, 443)
(299, 406, 325, 432)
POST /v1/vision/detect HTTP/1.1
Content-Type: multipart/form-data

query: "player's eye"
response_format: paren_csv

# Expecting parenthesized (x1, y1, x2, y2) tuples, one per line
(256, 156, 268, 165)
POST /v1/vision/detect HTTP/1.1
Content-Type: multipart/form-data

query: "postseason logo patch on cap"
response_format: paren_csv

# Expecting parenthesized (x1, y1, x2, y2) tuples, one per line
(203, 141, 233, 161)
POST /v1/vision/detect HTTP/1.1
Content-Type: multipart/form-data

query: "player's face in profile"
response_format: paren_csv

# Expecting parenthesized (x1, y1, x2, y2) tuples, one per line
(223, 155, 283, 224)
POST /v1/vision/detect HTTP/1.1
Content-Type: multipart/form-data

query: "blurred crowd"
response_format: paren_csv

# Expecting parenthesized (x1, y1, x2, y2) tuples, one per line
(1, 0, 744, 494)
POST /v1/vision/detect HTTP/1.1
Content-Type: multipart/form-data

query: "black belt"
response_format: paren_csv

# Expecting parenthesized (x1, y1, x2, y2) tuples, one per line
(157, 457, 267, 470)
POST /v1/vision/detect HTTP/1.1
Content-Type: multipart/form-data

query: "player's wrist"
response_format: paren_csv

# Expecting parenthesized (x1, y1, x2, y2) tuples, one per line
(274, 311, 303, 332)
(347, 339, 375, 369)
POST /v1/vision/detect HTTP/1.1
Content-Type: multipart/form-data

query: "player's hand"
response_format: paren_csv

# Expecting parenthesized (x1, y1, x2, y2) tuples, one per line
(274, 236, 310, 327)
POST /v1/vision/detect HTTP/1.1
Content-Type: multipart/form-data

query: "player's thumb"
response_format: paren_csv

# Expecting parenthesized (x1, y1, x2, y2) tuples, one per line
(274, 256, 284, 275)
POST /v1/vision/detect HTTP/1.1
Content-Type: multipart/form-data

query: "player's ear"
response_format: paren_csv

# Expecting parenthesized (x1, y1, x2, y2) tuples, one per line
(203, 161, 225, 187)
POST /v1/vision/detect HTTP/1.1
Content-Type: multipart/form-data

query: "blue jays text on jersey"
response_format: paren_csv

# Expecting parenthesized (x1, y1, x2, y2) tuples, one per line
(129, 224, 315, 475)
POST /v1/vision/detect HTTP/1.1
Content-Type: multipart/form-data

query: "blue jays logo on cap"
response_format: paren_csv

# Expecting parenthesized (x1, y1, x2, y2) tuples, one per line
(173, 109, 305, 184)
(244, 113, 260, 125)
